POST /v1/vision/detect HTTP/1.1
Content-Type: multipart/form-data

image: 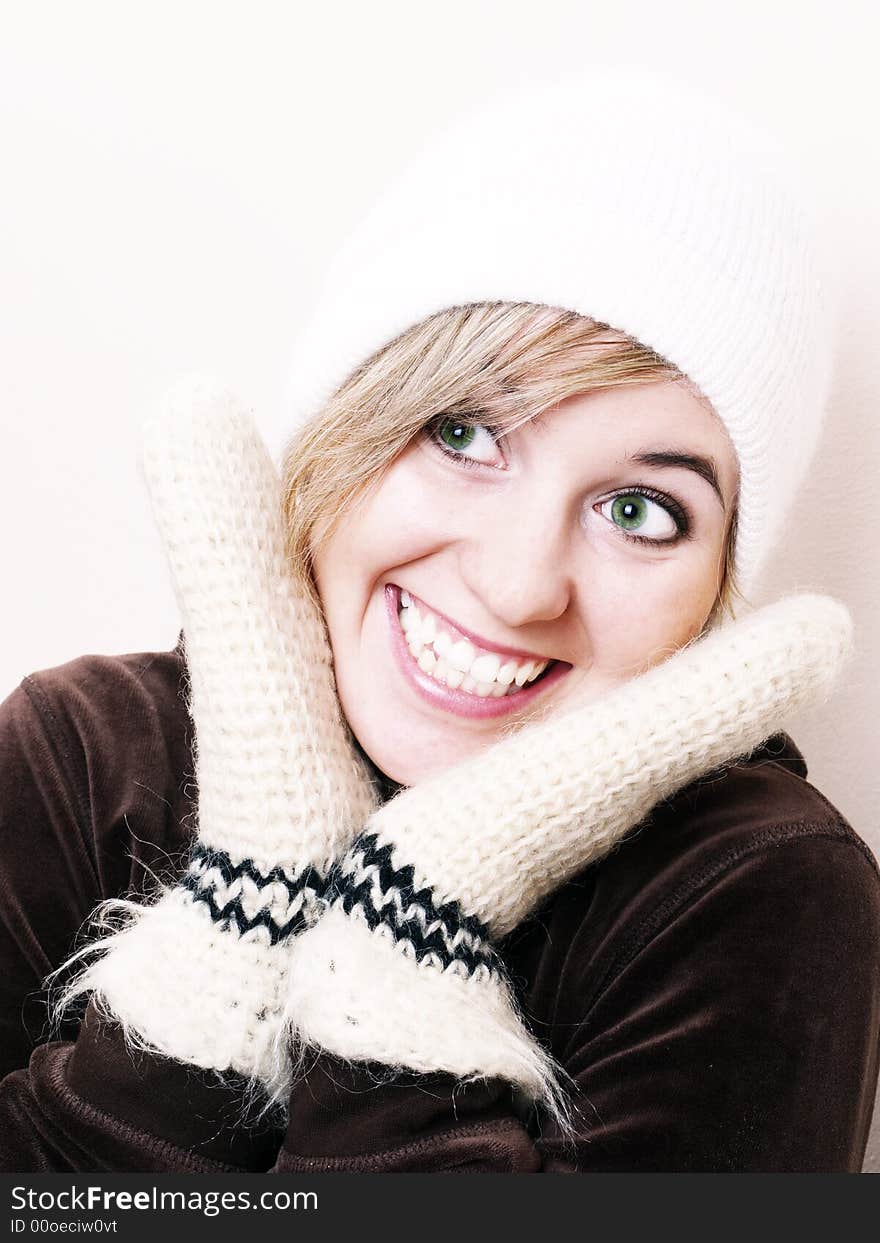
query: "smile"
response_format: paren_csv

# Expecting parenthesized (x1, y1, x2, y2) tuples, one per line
(384, 584, 570, 720)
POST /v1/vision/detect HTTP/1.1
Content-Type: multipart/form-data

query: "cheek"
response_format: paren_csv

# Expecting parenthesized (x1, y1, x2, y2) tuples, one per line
(586, 552, 721, 674)
(318, 454, 461, 588)
(312, 454, 461, 655)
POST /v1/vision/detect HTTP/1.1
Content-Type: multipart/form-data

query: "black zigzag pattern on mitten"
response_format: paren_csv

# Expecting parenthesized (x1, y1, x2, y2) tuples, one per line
(181, 842, 324, 945)
(324, 832, 502, 979)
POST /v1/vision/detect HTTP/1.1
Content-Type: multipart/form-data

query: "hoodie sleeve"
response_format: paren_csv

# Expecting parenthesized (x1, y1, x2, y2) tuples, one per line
(0, 680, 100, 1082)
(274, 829, 880, 1173)
(0, 673, 290, 1172)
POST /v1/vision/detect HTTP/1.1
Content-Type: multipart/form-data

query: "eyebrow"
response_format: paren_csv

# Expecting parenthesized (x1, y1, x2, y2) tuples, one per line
(625, 449, 727, 510)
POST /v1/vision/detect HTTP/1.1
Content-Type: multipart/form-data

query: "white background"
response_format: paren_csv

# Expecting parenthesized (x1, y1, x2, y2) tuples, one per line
(2, 0, 879, 1169)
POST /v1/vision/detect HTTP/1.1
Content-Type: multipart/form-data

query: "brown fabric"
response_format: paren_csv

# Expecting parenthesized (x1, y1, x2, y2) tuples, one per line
(0, 636, 878, 1173)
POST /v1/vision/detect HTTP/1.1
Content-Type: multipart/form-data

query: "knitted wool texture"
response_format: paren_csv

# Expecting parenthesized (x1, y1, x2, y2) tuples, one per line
(276, 70, 835, 596)
(51, 380, 378, 1104)
(284, 591, 853, 1121)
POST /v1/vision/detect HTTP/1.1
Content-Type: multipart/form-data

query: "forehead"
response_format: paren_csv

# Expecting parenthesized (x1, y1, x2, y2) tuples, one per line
(530, 380, 740, 495)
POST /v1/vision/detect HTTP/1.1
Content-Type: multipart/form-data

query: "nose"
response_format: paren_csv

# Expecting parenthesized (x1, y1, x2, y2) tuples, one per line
(457, 494, 575, 631)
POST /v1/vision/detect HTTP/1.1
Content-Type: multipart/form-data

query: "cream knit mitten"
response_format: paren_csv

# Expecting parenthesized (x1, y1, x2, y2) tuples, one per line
(53, 381, 377, 1104)
(284, 593, 853, 1124)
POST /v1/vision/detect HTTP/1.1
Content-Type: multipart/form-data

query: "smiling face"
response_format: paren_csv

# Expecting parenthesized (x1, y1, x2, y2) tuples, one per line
(311, 379, 739, 786)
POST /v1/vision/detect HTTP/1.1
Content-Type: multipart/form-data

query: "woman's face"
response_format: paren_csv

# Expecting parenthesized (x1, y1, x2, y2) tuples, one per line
(312, 381, 739, 786)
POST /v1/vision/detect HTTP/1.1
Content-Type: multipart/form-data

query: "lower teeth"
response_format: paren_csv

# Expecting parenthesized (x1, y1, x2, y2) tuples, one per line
(425, 661, 522, 697)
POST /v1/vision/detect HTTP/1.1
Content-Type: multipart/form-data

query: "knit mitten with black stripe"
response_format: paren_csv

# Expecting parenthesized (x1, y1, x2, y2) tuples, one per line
(283, 592, 852, 1126)
(52, 381, 377, 1106)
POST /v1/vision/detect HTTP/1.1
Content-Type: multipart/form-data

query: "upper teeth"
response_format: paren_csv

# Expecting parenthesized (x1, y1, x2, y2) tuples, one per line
(399, 594, 550, 697)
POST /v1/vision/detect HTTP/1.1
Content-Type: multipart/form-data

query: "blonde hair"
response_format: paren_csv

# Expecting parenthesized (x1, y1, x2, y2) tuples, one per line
(282, 301, 745, 629)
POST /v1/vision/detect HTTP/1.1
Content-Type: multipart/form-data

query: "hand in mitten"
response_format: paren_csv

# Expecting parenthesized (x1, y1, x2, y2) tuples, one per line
(53, 379, 377, 1107)
(282, 592, 853, 1129)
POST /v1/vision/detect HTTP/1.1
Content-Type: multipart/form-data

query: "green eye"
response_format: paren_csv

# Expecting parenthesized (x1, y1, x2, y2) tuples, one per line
(429, 416, 503, 468)
(600, 491, 684, 544)
(438, 420, 478, 452)
(611, 494, 649, 531)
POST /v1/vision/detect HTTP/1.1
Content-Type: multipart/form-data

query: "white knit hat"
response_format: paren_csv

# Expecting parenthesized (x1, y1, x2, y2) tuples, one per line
(283, 69, 837, 595)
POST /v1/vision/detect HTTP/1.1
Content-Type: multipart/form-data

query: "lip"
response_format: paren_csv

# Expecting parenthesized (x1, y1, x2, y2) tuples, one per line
(384, 584, 571, 720)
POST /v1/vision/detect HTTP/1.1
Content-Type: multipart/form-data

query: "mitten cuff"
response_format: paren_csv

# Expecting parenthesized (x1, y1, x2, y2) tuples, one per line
(324, 830, 501, 979)
(284, 903, 569, 1127)
(285, 832, 565, 1116)
(51, 843, 325, 1105)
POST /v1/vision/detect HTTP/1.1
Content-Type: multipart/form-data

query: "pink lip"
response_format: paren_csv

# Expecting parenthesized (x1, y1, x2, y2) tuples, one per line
(384, 584, 571, 720)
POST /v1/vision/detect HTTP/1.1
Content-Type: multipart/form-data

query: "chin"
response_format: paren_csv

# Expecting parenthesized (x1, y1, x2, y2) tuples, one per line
(347, 711, 495, 790)
(363, 738, 469, 790)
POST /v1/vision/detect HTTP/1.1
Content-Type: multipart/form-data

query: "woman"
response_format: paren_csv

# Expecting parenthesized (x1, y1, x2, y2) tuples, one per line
(1, 72, 878, 1173)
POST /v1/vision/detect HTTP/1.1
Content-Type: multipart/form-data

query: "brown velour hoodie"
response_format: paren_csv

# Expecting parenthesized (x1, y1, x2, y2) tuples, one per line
(0, 636, 879, 1174)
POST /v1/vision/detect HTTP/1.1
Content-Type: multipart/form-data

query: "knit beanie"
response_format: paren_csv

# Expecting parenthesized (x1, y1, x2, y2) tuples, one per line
(281, 69, 837, 596)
